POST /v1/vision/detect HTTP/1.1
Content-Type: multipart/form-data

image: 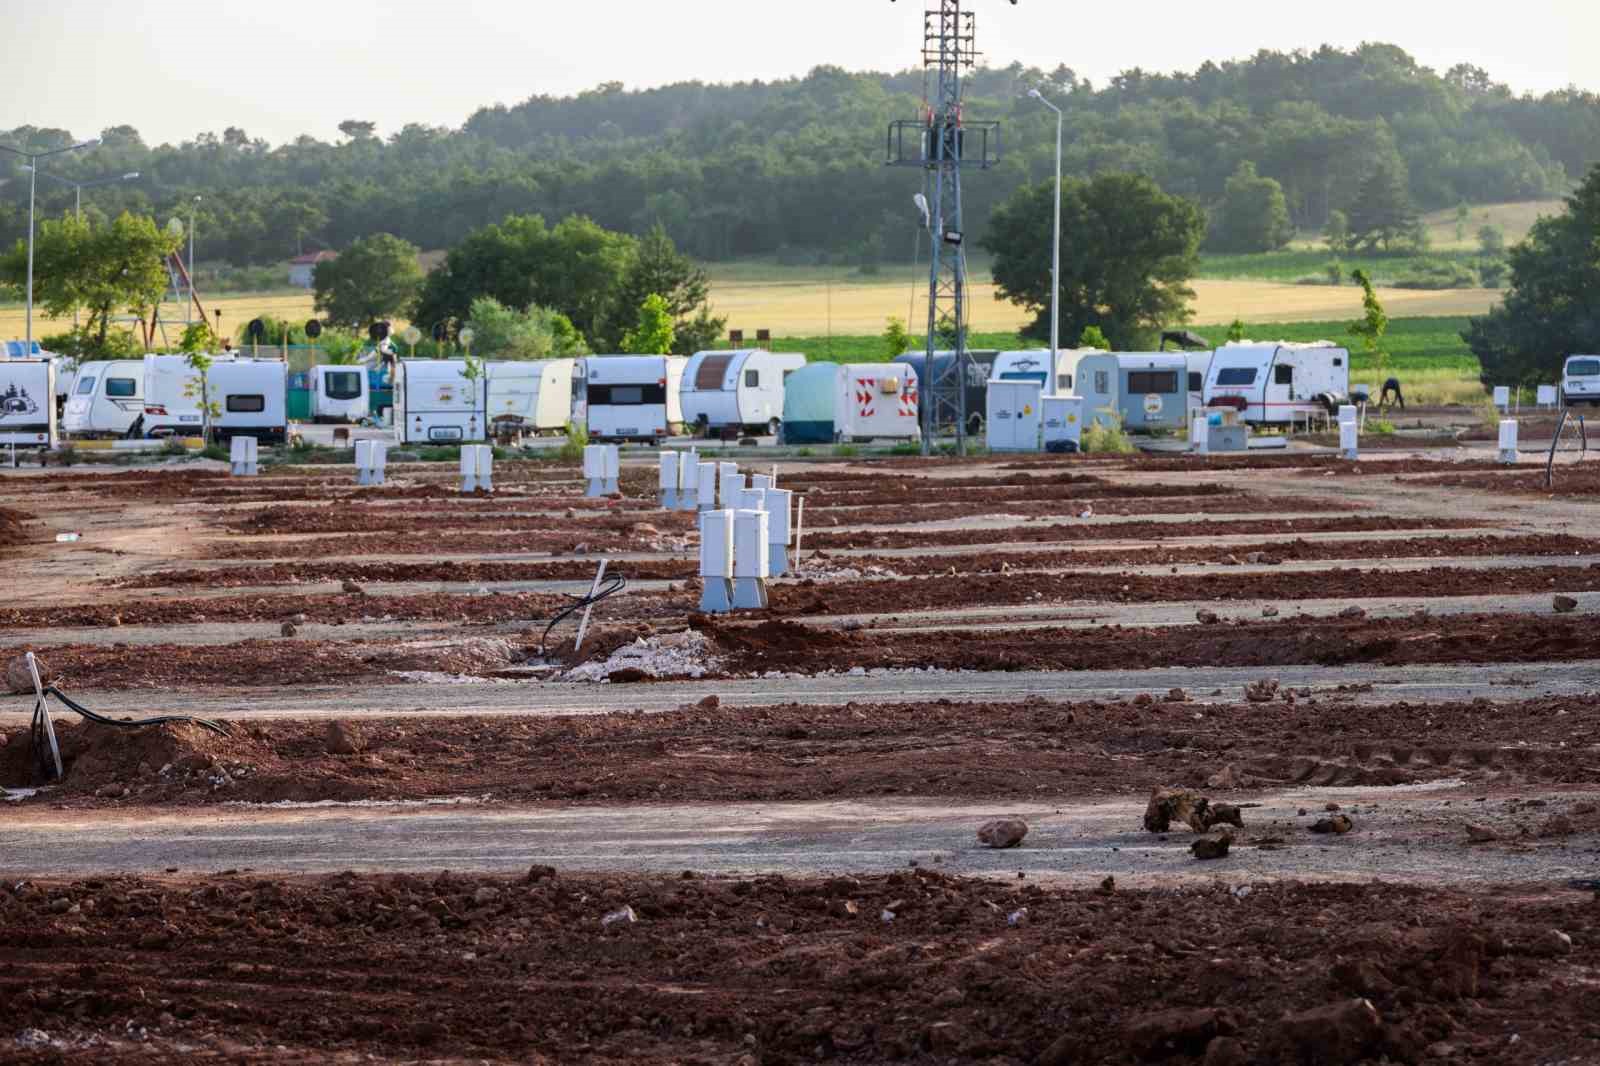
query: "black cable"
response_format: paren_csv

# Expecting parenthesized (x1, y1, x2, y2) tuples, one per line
(28, 684, 230, 783)
(538, 570, 627, 654)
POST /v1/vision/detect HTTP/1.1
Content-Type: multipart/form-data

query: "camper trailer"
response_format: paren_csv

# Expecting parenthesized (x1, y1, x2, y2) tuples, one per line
(311, 365, 370, 423)
(1204, 342, 1350, 424)
(779, 362, 919, 444)
(486, 359, 577, 438)
(893, 351, 996, 435)
(1185, 350, 1213, 403)
(1562, 355, 1600, 407)
(62, 360, 144, 437)
(681, 349, 805, 436)
(584, 355, 686, 441)
(394, 359, 488, 445)
(210, 359, 288, 444)
(991, 349, 1087, 395)
(138, 354, 207, 438)
(0, 359, 56, 448)
(1075, 353, 1188, 431)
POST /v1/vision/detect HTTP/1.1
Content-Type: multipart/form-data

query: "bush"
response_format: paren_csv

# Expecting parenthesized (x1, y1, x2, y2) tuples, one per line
(889, 441, 920, 455)
(833, 444, 859, 457)
(1368, 419, 1396, 435)
(558, 420, 589, 462)
(1082, 414, 1136, 454)
(1392, 259, 1479, 290)
(200, 442, 230, 461)
(159, 438, 188, 457)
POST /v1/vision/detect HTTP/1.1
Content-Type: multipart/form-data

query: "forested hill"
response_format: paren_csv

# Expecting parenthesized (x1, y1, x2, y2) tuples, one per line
(3, 44, 1596, 268)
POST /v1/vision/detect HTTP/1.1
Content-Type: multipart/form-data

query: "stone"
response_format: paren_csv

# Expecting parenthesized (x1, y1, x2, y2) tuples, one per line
(1206, 765, 1242, 790)
(1209, 803, 1245, 829)
(1243, 552, 1281, 566)
(977, 818, 1029, 849)
(1261, 605, 1280, 618)
(1553, 594, 1578, 614)
(280, 622, 299, 638)
(1144, 788, 1216, 834)
(1538, 814, 1575, 837)
(1192, 832, 1233, 860)
(1196, 609, 1220, 625)
(1464, 823, 1497, 844)
(1532, 929, 1573, 957)
(1166, 688, 1189, 702)
(4, 654, 44, 695)
(341, 579, 367, 596)
(1203, 1036, 1249, 1066)
(697, 694, 720, 709)
(291, 613, 308, 626)
(324, 720, 363, 756)
(1123, 1007, 1234, 1060)
(1338, 605, 1367, 620)
(1244, 678, 1280, 703)
(1310, 814, 1354, 835)
(1276, 999, 1382, 1065)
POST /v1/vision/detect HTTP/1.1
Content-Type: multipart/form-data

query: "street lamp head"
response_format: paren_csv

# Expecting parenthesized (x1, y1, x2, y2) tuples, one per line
(75, 139, 99, 150)
(123, 172, 140, 181)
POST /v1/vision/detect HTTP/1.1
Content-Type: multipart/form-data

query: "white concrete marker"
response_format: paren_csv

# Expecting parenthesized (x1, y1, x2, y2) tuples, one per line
(718, 461, 741, 508)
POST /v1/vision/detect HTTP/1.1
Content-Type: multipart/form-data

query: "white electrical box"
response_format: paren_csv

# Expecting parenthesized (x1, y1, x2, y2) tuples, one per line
(1041, 395, 1084, 453)
(718, 462, 741, 506)
(986, 379, 1044, 452)
(658, 451, 677, 490)
(697, 461, 718, 508)
(733, 509, 770, 578)
(765, 488, 793, 545)
(699, 510, 735, 578)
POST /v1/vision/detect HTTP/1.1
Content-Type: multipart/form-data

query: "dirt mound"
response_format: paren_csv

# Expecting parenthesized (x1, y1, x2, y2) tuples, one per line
(0, 719, 250, 794)
(0, 506, 32, 551)
(691, 614, 861, 672)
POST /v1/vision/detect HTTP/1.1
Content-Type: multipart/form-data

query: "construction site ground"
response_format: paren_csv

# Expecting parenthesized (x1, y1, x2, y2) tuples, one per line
(2, 444, 1598, 1064)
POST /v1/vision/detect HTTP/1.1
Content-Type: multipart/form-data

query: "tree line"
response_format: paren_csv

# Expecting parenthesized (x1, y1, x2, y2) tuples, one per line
(1, 44, 1593, 267)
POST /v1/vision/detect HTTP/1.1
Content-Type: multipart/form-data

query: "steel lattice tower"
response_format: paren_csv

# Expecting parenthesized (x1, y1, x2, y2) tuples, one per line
(887, 1, 1002, 456)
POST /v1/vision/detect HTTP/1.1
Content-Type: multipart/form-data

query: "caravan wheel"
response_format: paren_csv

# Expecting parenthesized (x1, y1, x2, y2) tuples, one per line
(967, 412, 984, 438)
(767, 417, 781, 437)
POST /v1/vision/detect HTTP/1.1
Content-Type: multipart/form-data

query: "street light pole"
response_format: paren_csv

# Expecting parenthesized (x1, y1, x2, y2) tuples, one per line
(0, 139, 99, 351)
(1028, 89, 1063, 395)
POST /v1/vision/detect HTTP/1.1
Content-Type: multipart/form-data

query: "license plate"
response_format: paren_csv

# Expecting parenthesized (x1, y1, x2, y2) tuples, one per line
(617, 427, 638, 435)
(180, 415, 200, 422)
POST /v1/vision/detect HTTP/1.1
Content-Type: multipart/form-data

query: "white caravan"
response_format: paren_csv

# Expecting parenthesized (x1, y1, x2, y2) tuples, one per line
(834, 363, 920, 443)
(1204, 342, 1350, 424)
(1562, 355, 1600, 407)
(394, 359, 488, 445)
(486, 359, 578, 438)
(0, 359, 57, 447)
(62, 360, 144, 437)
(139, 354, 207, 438)
(992, 349, 1086, 395)
(1076, 352, 1189, 431)
(311, 365, 369, 423)
(583, 355, 686, 441)
(209, 359, 288, 444)
(680, 349, 806, 436)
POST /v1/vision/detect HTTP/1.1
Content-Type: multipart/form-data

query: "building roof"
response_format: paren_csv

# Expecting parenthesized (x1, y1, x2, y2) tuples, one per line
(289, 251, 338, 265)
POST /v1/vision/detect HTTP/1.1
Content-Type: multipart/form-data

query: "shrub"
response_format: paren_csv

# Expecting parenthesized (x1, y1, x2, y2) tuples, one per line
(834, 444, 859, 457)
(1082, 414, 1136, 454)
(1392, 259, 1479, 290)
(890, 441, 920, 456)
(1368, 419, 1396, 435)
(558, 420, 589, 462)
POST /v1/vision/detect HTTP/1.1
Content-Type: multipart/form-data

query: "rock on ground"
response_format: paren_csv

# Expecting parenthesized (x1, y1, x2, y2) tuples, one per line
(1144, 788, 1241, 834)
(4, 654, 44, 695)
(1276, 999, 1382, 1065)
(325, 720, 363, 756)
(1123, 1007, 1236, 1060)
(1192, 832, 1233, 860)
(1554, 594, 1579, 613)
(976, 818, 1029, 849)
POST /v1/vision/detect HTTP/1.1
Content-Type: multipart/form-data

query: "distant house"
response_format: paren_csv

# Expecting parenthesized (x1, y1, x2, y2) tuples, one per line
(288, 251, 337, 289)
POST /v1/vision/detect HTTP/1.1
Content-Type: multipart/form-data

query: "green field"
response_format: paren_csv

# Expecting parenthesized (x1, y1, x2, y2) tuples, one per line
(1196, 250, 1486, 285)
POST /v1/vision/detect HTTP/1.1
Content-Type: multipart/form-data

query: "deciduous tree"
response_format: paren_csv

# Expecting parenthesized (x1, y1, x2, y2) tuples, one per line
(312, 233, 423, 328)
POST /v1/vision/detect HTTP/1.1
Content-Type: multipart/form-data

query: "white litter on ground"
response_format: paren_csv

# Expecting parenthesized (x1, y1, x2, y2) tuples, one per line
(388, 671, 516, 685)
(229, 794, 495, 810)
(564, 630, 720, 682)
(2, 788, 40, 803)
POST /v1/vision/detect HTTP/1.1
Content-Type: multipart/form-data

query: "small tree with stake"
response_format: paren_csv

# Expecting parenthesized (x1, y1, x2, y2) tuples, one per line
(1348, 269, 1390, 379)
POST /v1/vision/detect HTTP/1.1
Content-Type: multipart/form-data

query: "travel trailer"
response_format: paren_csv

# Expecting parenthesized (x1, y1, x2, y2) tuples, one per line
(1203, 342, 1350, 424)
(393, 359, 489, 445)
(680, 349, 806, 436)
(310, 365, 370, 423)
(583, 355, 686, 441)
(62, 360, 144, 437)
(209, 359, 288, 444)
(779, 362, 920, 444)
(1075, 352, 1189, 431)
(485, 359, 578, 437)
(892, 351, 997, 435)
(137, 354, 207, 438)
(0, 359, 56, 448)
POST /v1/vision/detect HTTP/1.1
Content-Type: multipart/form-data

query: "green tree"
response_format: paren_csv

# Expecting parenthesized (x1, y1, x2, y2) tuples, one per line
(601, 223, 723, 354)
(1323, 209, 1352, 255)
(1478, 223, 1506, 256)
(0, 211, 178, 355)
(1454, 202, 1471, 242)
(1207, 161, 1295, 253)
(621, 294, 675, 355)
(1348, 268, 1391, 376)
(1464, 163, 1600, 386)
(1078, 325, 1110, 350)
(464, 296, 590, 360)
(883, 317, 913, 358)
(1347, 162, 1419, 252)
(982, 172, 1205, 350)
(312, 233, 423, 328)
(1226, 318, 1248, 343)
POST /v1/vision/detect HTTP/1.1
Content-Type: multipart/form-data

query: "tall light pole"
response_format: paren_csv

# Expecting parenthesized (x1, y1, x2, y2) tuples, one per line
(26, 170, 140, 329)
(0, 139, 97, 351)
(187, 196, 201, 328)
(1028, 89, 1063, 394)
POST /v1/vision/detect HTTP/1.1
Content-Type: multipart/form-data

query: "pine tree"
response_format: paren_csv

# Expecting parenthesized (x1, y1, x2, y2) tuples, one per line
(1347, 163, 1418, 253)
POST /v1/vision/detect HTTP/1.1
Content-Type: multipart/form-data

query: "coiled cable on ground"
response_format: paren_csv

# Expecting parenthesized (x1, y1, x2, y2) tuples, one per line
(538, 570, 627, 654)
(30, 684, 230, 783)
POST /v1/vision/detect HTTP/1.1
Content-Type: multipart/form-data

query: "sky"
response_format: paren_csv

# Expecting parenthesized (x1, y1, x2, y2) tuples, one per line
(4, 0, 1597, 147)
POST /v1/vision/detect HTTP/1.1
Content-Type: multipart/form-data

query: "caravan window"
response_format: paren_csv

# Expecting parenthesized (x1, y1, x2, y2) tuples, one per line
(1094, 370, 1110, 393)
(75, 376, 97, 395)
(1058, 373, 1072, 391)
(226, 395, 266, 413)
(588, 383, 665, 406)
(324, 371, 362, 400)
(695, 355, 733, 390)
(1188, 371, 1203, 392)
(1127, 371, 1178, 394)
(1274, 364, 1294, 386)
(1568, 359, 1600, 377)
(745, 369, 760, 388)
(106, 378, 137, 398)
(1216, 367, 1256, 386)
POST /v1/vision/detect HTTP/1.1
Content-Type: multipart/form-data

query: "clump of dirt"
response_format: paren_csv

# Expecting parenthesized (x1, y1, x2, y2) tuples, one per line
(0, 506, 31, 551)
(1142, 787, 1244, 833)
(0, 719, 255, 795)
(690, 614, 861, 673)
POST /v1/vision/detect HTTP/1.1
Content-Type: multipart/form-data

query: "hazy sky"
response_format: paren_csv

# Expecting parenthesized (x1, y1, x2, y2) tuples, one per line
(5, 0, 1597, 147)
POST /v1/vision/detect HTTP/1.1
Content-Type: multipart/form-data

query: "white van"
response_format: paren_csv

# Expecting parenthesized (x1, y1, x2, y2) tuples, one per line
(680, 349, 806, 436)
(1204, 342, 1349, 424)
(139, 354, 207, 438)
(0, 359, 57, 447)
(486, 359, 577, 438)
(1562, 355, 1600, 407)
(311, 365, 369, 423)
(584, 355, 686, 441)
(62, 360, 144, 437)
(210, 359, 288, 444)
(394, 359, 488, 445)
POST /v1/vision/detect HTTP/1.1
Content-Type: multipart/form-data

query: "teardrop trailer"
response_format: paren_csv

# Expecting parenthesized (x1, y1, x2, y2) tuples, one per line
(681, 349, 806, 437)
